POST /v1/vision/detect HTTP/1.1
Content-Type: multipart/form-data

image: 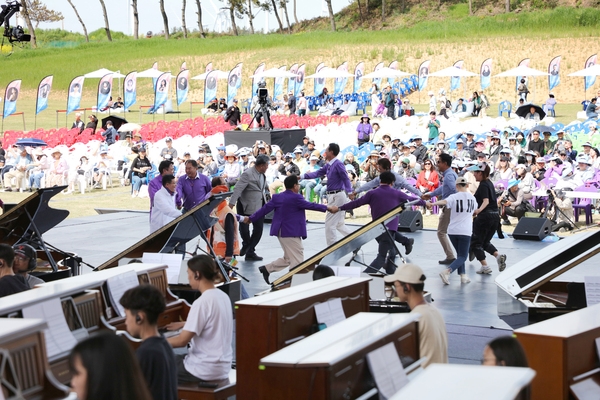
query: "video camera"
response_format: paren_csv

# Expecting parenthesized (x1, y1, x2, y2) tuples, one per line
(257, 80, 268, 105)
(0, 1, 30, 43)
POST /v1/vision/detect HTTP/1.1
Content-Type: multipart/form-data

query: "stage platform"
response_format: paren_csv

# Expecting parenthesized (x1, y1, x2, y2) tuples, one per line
(44, 211, 598, 364)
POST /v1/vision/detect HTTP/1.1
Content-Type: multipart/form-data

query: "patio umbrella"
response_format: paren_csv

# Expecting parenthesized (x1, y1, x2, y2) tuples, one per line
(15, 138, 47, 147)
(84, 68, 126, 79)
(251, 68, 299, 79)
(190, 70, 230, 80)
(305, 67, 354, 79)
(528, 125, 555, 135)
(362, 67, 410, 79)
(137, 68, 166, 78)
(567, 64, 600, 77)
(101, 115, 128, 130)
(118, 122, 142, 133)
(426, 66, 479, 77)
(515, 104, 546, 121)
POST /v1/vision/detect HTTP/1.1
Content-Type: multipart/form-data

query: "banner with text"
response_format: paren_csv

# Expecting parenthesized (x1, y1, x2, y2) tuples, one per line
(372, 62, 384, 89)
(295, 64, 306, 96)
(35, 75, 53, 115)
(353, 62, 364, 94)
(418, 60, 431, 91)
(227, 63, 242, 104)
(548, 56, 561, 91)
(450, 60, 464, 92)
(123, 71, 137, 110)
(334, 61, 348, 95)
(176, 69, 190, 106)
(154, 72, 171, 110)
(67, 76, 85, 115)
(3, 79, 21, 118)
(314, 62, 326, 97)
(97, 73, 113, 110)
(585, 54, 597, 91)
(480, 58, 493, 90)
(204, 70, 218, 105)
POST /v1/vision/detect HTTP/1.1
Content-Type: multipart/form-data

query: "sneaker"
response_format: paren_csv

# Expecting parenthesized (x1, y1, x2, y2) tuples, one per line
(439, 269, 450, 285)
(460, 274, 471, 284)
(501, 219, 511, 225)
(497, 254, 507, 272)
(476, 266, 493, 275)
(4, 187, 12, 192)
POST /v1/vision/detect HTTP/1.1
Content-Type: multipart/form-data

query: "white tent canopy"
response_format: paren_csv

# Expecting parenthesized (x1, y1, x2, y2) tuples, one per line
(84, 68, 126, 78)
(494, 65, 549, 78)
(568, 64, 600, 77)
(428, 66, 478, 77)
(137, 68, 166, 78)
(305, 67, 354, 79)
(363, 67, 410, 79)
(251, 68, 299, 79)
(191, 70, 230, 80)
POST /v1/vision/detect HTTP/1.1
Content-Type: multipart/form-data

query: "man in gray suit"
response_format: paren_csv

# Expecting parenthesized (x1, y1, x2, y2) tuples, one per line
(229, 155, 270, 261)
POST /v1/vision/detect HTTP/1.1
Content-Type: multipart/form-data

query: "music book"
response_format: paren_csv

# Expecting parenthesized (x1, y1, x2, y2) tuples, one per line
(142, 252, 184, 284)
(106, 270, 140, 317)
(330, 266, 362, 278)
(314, 297, 346, 328)
(22, 297, 78, 359)
(584, 276, 600, 306)
(366, 342, 409, 400)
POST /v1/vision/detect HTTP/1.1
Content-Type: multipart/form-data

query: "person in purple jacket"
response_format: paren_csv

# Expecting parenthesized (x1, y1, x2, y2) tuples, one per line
(175, 160, 212, 212)
(356, 114, 373, 146)
(244, 175, 335, 284)
(332, 171, 424, 274)
(301, 143, 352, 246)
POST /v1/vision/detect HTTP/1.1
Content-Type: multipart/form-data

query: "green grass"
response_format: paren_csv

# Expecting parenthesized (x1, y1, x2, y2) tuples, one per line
(1, 7, 600, 92)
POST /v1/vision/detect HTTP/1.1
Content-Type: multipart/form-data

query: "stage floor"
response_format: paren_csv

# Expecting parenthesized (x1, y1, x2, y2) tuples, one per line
(45, 211, 598, 364)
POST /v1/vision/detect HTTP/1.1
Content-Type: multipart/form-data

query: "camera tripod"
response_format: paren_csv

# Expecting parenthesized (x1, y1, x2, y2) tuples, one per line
(246, 102, 273, 131)
(542, 192, 579, 233)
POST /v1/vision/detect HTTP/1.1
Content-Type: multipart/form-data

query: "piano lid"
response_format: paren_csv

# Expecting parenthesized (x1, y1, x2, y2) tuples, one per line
(95, 192, 231, 270)
(271, 203, 406, 289)
(495, 230, 600, 298)
(0, 186, 69, 245)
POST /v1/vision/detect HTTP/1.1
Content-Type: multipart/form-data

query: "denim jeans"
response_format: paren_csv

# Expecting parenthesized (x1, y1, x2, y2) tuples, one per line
(29, 171, 44, 188)
(448, 234, 471, 275)
(132, 175, 147, 192)
(300, 180, 316, 201)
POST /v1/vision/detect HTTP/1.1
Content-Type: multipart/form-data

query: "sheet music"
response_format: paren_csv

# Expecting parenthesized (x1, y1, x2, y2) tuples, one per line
(142, 252, 184, 284)
(22, 297, 78, 359)
(584, 276, 600, 306)
(330, 266, 361, 278)
(366, 342, 409, 400)
(314, 297, 346, 328)
(106, 270, 140, 317)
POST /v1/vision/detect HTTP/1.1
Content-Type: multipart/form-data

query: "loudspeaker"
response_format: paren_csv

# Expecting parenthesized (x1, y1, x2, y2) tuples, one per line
(512, 217, 552, 241)
(397, 211, 423, 232)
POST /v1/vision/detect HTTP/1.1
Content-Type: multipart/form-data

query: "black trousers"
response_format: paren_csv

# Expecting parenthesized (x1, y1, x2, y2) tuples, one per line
(239, 215, 264, 256)
(368, 232, 397, 274)
(470, 211, 499, 261)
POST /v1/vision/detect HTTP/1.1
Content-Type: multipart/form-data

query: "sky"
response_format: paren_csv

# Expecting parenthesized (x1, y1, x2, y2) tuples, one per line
(35, 0, 350, 35)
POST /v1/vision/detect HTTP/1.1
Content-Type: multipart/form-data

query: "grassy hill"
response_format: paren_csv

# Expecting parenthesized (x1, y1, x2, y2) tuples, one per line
(1, 5, 600, 131)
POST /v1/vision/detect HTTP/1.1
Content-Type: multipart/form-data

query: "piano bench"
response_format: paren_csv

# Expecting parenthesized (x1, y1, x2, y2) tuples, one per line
(178, 370, 236, 400)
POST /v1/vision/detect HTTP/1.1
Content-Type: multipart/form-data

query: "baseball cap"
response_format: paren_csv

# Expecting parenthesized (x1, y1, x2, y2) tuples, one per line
(401, 157, 410, 164)
(583, 142, 592, 147)
(455, 138, 464, 144)
(467, 162, 487, 172)
(383, 263, 426, 285)
(13, 244, 36, 260)
(217, 146, 226, 151)
(165, 137, 173, 142)
(508, 179, 520, 188)
(294, 147, 303, 153)
(456, 177, 470, 185)
(310, 155, 319, 161)
(183, 151, 191, 156)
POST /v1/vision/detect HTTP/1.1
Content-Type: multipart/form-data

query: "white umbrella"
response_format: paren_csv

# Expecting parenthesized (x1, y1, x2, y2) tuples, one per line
(137, 68, 166, 78)
(305, 67, 354, 79)
(363, 67, 410, 79)
(494, 65, 549, 78)
(568, 64, 600, 77)
(191, 70, 230, 80)
(428, 66, 479, 77)
(84, 68, 126, 78)
(251, 68, 299, 79)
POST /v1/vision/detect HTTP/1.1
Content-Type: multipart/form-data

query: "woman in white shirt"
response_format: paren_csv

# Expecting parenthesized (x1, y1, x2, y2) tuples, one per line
(167, 255, 233, 383)
(427, 177, 477, 285)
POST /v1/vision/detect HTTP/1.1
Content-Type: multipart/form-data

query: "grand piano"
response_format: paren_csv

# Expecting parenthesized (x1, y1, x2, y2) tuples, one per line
(95, 192, 243, 304)
(0, 185, 77, 281)
(496, 230, 600, 329)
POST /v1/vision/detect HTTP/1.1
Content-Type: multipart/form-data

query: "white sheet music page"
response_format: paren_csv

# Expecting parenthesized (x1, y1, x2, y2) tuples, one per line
(584, 276, 600, 306)
(314, 297, 346, 328)
(22, 297, 78, 359)
(331, 266, 362, 278)
(106, 270, 140, 317)
(366, 342, 409, 400)
(142, 252, 183, 284)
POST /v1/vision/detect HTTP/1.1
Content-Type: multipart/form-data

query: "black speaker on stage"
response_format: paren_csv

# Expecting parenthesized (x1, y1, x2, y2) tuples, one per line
(512, 217, 552, 241)
(397, 211, 423, 232)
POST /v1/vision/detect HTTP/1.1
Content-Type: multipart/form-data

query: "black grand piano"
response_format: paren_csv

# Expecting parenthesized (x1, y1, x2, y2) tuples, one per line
(95, 192, 242, 304)
(0, 185, 77, 281)
(495, 230, 600, 329)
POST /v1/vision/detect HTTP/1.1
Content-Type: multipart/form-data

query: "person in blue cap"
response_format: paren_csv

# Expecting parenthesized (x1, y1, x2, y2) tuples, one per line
(498, 179, 527, 225)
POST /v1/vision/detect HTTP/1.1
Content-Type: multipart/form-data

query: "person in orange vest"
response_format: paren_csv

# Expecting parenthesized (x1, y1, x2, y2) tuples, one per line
(206, 177, 242, 263)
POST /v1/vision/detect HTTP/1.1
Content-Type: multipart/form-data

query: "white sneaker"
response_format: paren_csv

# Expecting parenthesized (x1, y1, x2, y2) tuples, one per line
(497, 254, 507, 272)
(460, 274, 471, 284)
(439, 269, 450, 285)
(476, 266, 493, 275)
